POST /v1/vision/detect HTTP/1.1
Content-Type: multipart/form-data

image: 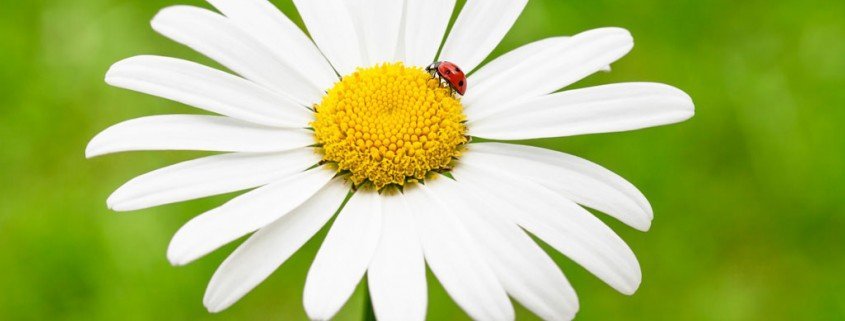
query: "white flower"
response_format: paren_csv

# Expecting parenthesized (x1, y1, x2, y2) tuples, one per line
(87, 0, 694, 320)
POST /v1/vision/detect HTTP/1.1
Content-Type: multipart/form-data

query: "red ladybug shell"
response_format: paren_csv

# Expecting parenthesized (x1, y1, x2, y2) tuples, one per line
(428, 61, 467, 95)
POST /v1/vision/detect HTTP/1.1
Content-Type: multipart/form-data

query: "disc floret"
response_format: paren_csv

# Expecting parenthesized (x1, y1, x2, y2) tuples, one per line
(312, 63, 468, 190)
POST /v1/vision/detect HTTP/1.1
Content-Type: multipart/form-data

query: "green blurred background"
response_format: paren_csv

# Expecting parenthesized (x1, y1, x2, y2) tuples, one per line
(1, 0, 843, 320)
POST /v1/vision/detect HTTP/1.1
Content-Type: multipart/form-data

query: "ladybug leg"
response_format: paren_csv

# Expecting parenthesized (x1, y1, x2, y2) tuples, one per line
(444, 80, 455, 95)
(434, 76, 456, 96)
(427, 70, 446, 87)
(428, 68, 440, 80)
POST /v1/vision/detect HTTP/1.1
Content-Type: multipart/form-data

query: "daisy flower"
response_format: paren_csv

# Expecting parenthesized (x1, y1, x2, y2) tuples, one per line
(87, 0, 694, 320)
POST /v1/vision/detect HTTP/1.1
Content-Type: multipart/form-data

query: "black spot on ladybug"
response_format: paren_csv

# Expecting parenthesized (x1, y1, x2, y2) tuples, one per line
(458, 80, 464, 86)
(455, 67, 462, 73)
(445, 70, 452, 75)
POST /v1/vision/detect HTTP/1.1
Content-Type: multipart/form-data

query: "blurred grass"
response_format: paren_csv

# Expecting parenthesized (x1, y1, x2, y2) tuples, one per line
(1, 0, 843, 320)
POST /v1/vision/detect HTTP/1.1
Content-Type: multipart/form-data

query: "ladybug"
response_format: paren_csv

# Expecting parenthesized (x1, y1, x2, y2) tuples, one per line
(426, 61, 467, 96)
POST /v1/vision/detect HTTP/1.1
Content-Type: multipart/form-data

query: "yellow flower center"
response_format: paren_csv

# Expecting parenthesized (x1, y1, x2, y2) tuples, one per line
(312, 62, 468, 190)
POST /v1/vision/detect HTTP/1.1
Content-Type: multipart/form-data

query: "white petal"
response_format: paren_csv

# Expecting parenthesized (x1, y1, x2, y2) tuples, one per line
(303, 191, 383, 321)
(452, 165, 642, 295)
(108, 149, 319, 212)
(439, 0, 528, 73)
(293, 0, 364, 76)
(462, 27, 634, 110)
(466, 37, 612, 114)
(462, 143, 653, 231)
(368, 193, 427, 321)
(403, 0, 456, 67)
(203, 178, 350, 313)
(407, 185, 514, 321)
(151, 6, 324, 105)
(467, 37, 568, 97)
(167, 167, 334, 266)
(86, 115, 313, 158)
(426, 178, 579, 321)
(355, 0, 405, 66)
(106, 55, 312, 128)
(470, 83, 695, 140)
(206, 0, 338, 90)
